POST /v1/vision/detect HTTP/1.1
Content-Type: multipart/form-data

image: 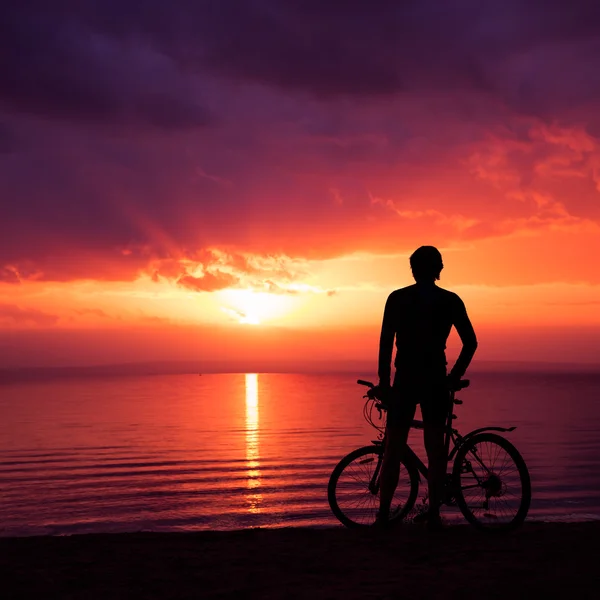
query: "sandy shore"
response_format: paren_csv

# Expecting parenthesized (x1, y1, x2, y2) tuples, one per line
(2, 522, 599, 599)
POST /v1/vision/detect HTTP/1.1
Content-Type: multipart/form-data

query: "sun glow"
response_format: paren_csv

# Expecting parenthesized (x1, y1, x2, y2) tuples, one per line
(219, 289, 295, 325)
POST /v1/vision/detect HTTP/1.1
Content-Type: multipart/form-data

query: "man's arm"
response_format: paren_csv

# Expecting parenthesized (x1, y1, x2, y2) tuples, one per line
(449, 296, 478, 380)
(378, 294, 396, 387)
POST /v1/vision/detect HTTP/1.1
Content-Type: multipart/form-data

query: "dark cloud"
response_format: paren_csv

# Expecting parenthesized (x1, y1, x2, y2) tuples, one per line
(188, 0, 600, 117)
(193, 0, 600, 110)
(3, 1, 600, 124)
(77, 0, 600, 101)
(0, 121, 18, 153)
(0, 3, 211, 128)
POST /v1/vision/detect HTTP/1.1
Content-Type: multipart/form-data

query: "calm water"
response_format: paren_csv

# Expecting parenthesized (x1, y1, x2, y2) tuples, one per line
(1, 371, 600, 536)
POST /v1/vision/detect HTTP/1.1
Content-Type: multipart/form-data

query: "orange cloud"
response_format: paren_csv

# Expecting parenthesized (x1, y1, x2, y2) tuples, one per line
(0, 303, 59, 326)
(150, 250, 337, 296)
(178, 271, 239, 292)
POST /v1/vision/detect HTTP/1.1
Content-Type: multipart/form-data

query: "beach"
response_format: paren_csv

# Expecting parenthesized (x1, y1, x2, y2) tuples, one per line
(2, 522, 599, 599)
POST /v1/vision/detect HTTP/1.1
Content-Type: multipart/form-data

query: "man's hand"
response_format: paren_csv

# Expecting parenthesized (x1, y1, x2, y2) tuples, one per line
(369, 383, 392, 401)
(447, 373, 462, 391)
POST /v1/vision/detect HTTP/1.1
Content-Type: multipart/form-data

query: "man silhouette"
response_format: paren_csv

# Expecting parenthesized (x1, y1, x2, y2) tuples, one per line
(375, 246, 477, 530)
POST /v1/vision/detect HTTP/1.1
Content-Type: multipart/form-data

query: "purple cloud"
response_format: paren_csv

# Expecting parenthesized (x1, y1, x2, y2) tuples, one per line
(4, 1, 600, 119)
(1, 2, 211, 128)
(1, 1, 600, 284)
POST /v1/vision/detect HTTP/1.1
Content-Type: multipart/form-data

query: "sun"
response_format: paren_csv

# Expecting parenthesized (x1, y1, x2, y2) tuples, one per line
(219, 289, 295, 325)
(239, 313, 260, 325)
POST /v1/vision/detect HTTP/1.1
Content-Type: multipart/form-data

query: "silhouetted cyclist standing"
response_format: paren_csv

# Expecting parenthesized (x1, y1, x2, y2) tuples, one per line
(374, 246, 477, 530)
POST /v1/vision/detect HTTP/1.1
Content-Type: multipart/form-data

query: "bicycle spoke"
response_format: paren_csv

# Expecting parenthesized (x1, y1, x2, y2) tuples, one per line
(333, 449, 414, 526)
(456, 435, 528, 529)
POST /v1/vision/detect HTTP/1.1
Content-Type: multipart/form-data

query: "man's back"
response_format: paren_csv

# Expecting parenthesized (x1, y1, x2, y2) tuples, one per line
(378, 282, 477, 384)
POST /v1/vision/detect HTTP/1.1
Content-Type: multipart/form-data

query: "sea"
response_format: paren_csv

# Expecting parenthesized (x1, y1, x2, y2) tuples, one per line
(1, 370, 599, 536)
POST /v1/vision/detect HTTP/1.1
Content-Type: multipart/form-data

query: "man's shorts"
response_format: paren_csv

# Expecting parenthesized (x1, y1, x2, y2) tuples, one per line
(387, 373, 450, 427)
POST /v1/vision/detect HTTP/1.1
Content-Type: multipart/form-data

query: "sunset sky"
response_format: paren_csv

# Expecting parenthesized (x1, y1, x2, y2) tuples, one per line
(2, 1, 600, 368)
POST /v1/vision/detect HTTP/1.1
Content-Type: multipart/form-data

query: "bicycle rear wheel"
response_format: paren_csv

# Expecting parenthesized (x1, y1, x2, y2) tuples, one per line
(328, 445, 419, 528)
(453, 433, 531, 531)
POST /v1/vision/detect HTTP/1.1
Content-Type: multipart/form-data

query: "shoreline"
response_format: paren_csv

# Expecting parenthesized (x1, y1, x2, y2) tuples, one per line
(2, 522, 599, 599)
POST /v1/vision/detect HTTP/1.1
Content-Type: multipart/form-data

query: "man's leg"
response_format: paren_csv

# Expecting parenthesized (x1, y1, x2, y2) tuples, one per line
(423, 421, 446, 518)
(421, 381, 451, 521)
(378, 398, 414, 520)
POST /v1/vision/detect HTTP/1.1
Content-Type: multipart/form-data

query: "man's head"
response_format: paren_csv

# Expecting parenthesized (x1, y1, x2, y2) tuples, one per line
(410, 246, 444, 282)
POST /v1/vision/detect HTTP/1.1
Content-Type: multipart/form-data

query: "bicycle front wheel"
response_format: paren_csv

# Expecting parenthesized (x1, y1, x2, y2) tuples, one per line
(453, 433, 531, 531)
(328, 445, 419, 528)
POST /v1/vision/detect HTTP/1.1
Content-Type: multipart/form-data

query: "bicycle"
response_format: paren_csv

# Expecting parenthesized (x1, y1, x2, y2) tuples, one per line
(328, 379, 531, 531)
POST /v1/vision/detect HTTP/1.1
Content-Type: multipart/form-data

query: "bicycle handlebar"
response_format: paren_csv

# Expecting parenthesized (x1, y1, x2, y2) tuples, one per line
(356, 379, 374, 388)
(356, 378, 470, 391)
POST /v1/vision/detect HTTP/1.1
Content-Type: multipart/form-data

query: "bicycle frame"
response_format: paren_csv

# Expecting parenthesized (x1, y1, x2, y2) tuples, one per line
(377, 387, 518, 483)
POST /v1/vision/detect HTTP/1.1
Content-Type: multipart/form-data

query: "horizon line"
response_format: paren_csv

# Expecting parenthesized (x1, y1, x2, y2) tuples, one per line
(1, 359, 600, 385)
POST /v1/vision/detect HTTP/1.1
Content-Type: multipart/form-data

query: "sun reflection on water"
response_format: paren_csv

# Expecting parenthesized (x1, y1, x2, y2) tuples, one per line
(245, 373, 262, 513)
